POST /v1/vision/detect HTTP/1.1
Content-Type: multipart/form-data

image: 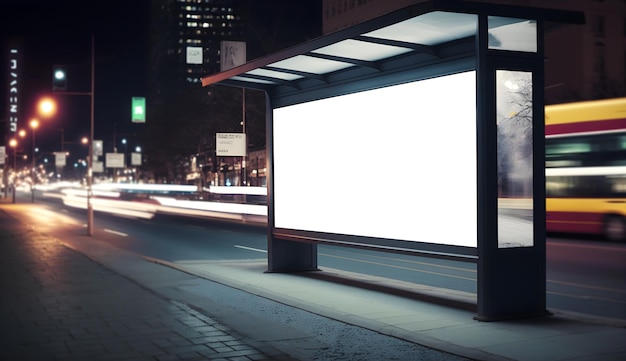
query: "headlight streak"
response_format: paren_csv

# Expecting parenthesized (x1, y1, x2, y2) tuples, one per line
(51, 185, 267, 221)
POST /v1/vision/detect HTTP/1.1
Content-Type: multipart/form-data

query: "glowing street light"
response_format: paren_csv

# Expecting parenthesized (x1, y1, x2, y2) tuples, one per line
(38, 97, 57, 118)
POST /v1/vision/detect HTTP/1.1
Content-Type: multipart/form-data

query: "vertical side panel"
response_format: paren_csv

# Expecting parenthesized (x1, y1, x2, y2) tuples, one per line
(476, 16, 548, 321)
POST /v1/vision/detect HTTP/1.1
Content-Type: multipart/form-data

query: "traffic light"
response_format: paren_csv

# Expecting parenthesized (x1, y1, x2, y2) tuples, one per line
(52, 65, 67, 91)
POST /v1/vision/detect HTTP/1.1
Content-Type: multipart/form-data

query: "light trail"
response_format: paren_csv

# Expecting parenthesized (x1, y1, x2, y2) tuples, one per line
(104, 229, 128, 237)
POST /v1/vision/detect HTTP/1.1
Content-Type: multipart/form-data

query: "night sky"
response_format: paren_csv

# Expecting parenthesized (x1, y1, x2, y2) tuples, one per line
(0, 0, 151, 159)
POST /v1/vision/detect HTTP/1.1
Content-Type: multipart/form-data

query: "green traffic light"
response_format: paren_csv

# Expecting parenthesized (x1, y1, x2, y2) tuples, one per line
(52, 65, 67, 91)
(54, 69, 65, 80)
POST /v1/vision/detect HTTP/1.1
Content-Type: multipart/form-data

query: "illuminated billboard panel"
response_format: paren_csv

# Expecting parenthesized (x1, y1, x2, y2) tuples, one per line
(273, 70, 477, 248)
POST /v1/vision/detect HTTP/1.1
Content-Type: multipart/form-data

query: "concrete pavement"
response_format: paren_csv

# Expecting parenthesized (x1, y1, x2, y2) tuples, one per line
(1, 200, 625, 360)
(0, 204, 292, 361)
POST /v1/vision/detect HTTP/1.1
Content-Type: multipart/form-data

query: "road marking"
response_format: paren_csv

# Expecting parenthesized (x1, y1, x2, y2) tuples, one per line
(547, 290, 626, 304)
(326, 249, 476, 274)
(320, 253, 476, 281)
(234, 245, 267, 253)
(104, 229, 128, 237)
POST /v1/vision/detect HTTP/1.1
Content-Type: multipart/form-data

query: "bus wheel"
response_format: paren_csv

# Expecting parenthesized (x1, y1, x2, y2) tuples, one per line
(603, 215, 626, 242)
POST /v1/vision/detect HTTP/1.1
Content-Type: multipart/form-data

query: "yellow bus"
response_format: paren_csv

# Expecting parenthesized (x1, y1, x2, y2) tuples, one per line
(546, 97, 626, 241)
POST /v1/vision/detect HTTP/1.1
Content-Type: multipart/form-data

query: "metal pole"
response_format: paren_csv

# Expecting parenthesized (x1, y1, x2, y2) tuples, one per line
(3, 139, 7, 199)
(31, 129, 35, 203)
(242, 88, 246, 187)
(87, 35, 94, 236)
(12, 149, 16, 203)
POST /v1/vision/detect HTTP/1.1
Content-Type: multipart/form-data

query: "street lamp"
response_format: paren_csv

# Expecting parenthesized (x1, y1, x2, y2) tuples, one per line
(38, 97, 57, 118)
(29, 118, 39, 202)
(49, 36, 95, 236)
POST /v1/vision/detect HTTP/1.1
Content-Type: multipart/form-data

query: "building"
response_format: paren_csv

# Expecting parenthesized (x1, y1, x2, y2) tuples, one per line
(150, 0, 245, 87)
(144, 0, 246, 184)
(144, 0, 320, 185)
(322, 0, 626, 102)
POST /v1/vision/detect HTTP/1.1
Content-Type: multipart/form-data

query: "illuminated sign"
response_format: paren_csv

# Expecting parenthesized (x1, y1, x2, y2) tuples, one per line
(93, 140, 103, 156)
(7, 47, 19, 133)
(131, 152, 142, 166)
(55, 152, 66, 167)
(131, 97, 146, 123)
(186, 46, 203, 65)
(220, 41, 246, 71)
(216, 133, 246, 156)
(105, 153, 125, 168)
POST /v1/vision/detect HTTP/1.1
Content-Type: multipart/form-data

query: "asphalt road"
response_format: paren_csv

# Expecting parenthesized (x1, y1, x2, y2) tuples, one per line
(29, 191, 626, 322)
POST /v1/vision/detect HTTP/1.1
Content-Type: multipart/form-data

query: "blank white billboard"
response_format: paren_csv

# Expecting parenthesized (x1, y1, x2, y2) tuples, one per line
(273, 71, 477, 248)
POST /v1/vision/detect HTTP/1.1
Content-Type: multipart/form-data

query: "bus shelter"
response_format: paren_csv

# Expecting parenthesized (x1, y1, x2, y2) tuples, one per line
(201, 1, 584, 321)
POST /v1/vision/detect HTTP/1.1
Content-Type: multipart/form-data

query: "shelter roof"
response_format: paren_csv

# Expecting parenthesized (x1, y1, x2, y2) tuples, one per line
(201, 0, 583, 106)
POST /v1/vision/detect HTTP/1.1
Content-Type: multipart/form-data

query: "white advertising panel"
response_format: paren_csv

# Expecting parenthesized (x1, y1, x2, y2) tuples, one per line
(216, 133, 246, 156)
(273, 71, 477, 248)
(105, 153, 125, 168)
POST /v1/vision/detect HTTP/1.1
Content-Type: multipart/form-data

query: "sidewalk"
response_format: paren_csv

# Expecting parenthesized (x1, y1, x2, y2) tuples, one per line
(1, 200, 625, 360)
(0, 205, 290, 361)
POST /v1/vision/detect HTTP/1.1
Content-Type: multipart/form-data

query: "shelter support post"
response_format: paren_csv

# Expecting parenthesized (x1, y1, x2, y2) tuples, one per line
(475, 14, 548, 321)
(265, 92, 319, 273)
(267, 237, 318, 273)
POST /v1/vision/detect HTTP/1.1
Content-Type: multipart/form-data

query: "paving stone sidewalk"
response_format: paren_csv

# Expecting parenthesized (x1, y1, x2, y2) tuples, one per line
(0, 213, 288, 361)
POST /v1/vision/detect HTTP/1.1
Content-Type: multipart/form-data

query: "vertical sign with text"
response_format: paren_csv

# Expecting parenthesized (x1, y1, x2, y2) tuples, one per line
(7, 45, 20, 134)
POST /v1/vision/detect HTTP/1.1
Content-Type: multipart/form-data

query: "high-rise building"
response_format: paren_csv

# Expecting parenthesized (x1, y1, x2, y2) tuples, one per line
(150, 0, 245, 88)
(142, 0, 321, 183)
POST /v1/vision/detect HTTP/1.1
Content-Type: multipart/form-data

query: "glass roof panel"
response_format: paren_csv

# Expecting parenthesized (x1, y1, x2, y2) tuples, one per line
(488, 17, 537, 52)
(365, 11, 477, 46)
(270, 55, 353, 75)
(247, 68, 303, 81)
(231, 76, 275, 84)
(311, 39, 412, 62)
